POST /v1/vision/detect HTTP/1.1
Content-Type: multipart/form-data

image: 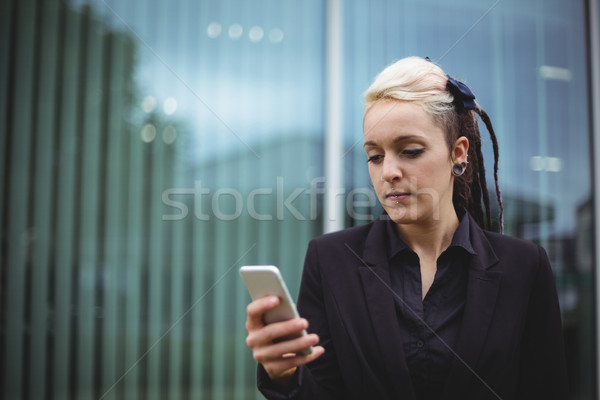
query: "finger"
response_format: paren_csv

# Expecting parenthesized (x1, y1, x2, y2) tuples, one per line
(246, 317, 307, 350)
(247, 316, 309, 349)
(246, 296, 279, 331)
(262, 318, 308, 342)
(253, 333, 319, 362)
(262, 346, 325, 378)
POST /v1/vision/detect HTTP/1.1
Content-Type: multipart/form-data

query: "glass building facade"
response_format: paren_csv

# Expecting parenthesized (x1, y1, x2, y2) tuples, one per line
(0, 0, 597, 398)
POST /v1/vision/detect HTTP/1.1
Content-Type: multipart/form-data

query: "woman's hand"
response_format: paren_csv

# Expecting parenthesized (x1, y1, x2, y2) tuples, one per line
(245, 296, 325, 388)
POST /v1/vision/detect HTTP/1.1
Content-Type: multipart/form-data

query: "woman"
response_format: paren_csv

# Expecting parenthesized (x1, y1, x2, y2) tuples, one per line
(245, 56, 568, 400)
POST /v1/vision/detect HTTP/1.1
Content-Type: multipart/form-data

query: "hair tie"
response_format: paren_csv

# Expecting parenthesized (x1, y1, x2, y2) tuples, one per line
(446, 75, 476, 110)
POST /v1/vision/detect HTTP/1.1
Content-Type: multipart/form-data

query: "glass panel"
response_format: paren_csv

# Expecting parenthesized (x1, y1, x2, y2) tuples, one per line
(0, 0, 324, 398)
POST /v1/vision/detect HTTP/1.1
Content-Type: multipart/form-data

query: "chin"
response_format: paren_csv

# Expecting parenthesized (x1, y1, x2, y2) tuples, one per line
(384, 205, 420, 224)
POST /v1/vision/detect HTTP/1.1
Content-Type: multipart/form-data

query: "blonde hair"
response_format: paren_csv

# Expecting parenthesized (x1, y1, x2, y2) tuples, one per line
(364, 56, 455, 117)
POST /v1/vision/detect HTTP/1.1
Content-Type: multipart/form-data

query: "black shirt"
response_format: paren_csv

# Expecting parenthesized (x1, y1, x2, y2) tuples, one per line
(386, 211, 475, 400)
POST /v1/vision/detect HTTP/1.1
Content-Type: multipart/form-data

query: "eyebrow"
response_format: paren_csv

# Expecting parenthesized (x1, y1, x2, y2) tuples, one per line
(363, 135, 422, 148)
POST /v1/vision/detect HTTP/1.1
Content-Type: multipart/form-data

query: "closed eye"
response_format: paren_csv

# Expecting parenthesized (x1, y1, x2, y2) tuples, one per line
(367, 154, 383, 164)
(402, 148, 425, 158)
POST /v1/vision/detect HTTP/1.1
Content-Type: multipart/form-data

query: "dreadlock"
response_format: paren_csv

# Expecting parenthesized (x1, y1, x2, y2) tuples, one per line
(451, 105, 504, 233)
(474, 106, 504, 232)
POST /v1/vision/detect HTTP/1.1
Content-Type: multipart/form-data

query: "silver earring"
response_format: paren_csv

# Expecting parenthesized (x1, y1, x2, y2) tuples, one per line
(452, 162, 467, 176)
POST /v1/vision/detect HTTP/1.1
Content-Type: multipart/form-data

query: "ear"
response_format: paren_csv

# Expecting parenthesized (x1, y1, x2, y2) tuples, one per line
(452, 136, 469, 164)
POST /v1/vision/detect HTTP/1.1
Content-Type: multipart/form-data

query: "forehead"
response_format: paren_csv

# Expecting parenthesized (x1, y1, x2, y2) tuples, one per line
(363, 100, 444, 144)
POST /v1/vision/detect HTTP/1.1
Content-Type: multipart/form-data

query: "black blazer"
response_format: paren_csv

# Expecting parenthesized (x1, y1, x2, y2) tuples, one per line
(258, 214, 568, 400)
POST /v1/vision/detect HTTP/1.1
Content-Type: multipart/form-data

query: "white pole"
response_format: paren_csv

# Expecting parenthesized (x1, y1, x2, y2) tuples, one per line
(589, 0, 600, 397)
(324, 0, 344, 233)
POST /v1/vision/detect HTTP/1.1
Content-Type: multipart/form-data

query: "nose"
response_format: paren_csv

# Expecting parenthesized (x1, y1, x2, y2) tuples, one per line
(380, 155, 402, 182)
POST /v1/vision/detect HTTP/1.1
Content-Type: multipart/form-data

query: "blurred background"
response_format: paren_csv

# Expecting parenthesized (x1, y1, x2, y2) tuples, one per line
(0, 0, 597, 398)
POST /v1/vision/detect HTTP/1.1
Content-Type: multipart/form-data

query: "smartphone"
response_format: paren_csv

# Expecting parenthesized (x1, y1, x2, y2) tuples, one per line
(240, 265, 312, 355)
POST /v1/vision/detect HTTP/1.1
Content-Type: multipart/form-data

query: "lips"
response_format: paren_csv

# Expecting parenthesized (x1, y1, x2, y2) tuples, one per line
(385, 191, 411, 202)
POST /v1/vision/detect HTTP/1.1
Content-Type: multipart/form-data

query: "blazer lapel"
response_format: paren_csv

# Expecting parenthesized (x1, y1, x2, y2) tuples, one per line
(444, 216, 502, 397)
(355, 218, 416, 397)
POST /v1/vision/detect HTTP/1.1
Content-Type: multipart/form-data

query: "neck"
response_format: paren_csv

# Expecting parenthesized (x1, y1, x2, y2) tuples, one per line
(395, 207, 460, 260)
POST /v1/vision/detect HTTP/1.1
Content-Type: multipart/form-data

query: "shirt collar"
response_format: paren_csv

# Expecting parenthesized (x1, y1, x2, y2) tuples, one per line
(385, 209, 476, 260)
